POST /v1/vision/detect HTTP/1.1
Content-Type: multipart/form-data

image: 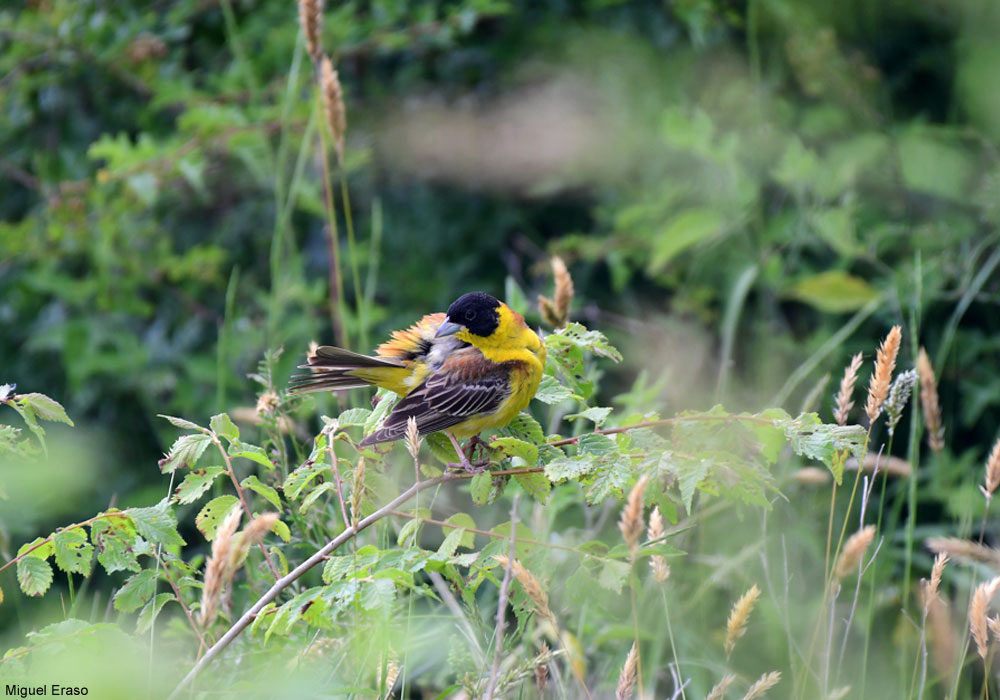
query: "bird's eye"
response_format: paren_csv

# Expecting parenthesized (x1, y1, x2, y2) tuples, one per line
(464, 309, 477, 321)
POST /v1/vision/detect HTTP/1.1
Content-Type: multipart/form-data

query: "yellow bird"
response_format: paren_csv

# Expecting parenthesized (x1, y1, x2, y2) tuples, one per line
(290, 292, 546, 469)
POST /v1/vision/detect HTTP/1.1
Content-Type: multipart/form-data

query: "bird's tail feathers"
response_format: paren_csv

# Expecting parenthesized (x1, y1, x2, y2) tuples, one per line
(289, 345, 406, 395)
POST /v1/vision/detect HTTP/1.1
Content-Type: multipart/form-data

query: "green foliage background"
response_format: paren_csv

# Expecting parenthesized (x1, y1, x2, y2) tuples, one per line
(2, 0, 1000, 698)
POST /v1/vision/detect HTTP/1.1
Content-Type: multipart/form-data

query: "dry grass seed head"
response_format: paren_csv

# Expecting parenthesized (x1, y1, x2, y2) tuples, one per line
(552, 255, 574, 324)
(845, 454, 912, 478)
(793, 466, 831, 485)
(725, 583, 761, 655)
(199, 506, 242, 626)
(615, 643, 638, 700)
(297, 0, 323, 63)
(885, 368, 918, 436)
(834, 352, 863, 426)
(917, 348, 944, 451)
(534, 642, 550, 690)
(404, 416, 422, 461)
(705, 674, 736, 700)
(493, 554, 554, 622)
(742, 671, 781, 700)
(926, 537, 1000, 568)
(923, 553, 949, 613)
(925, 591, 957, 681)
(255, 390, 279, 415)
(320, 56, 347, 161)
(982, 438, 1000, 503)
(835, 525, 876, 580)
(647, 506, 670, 584)
(230, 511, 279, 568)
(619, 474, 648, 556)
(865, 325, 902, 424)
(970, 576, 1000, 659)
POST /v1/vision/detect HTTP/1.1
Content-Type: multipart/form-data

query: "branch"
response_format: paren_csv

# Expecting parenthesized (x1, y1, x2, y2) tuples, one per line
(167, 471, 461, 699)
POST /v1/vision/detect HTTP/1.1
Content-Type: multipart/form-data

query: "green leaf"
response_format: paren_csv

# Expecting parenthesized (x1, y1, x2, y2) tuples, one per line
(676, 459, 710, 513)
(545, 455, 596, 482)
(283, 460, 329, 500)
(128, 499, 186, 547)
(17, 393, 73, 426)
(364, 389, 399, 437)
(443, 513, 476, 549)
(489, 437, 539, 465)
(250, 602, 277, 636)
(17, 555, 53, 596)
(90, 516, 140, 574)
(534, 375, 575, 405)
(174, 467, 225, 505)
(136, 593, 175, 634)
(788, 271, 879, 314)
(159, 433, 212, 473)
(53, 527, 94, 576)
(585, 461, 632, 505)
(598, 559, 631, 593)
(469, 473, 491, 506)
(241, 475, 281, 509)
(436, 528, 465, 558)
(210, 413, 239, 441)
(499, 412, 546, 445)
(158, 415, 203, 431)
(648, 207, 725, 273)
(196, 496, 240, 540)
(337, 408, 372, 427)
(578, 433, 617, 455)
(514, 472, 551, 502)
(426, 431, 460, 465)
(361, 579, 395, 611)
(299, 482, 337, 514)
(114, 570, 158, 613)
(271, 519, 291, 543)
(228, 440, 274, 470)
(566, 407, 613, 427)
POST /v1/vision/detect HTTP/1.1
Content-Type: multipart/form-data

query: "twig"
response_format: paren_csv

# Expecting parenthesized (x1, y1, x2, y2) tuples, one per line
(167, 472, 461, 699)
(485, 494, 519, 700)
(324, 426, 351, 528)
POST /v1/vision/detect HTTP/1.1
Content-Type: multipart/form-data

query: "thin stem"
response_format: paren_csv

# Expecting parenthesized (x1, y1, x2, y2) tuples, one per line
(316, 94, 347, 348)
(659, 588, 686, 700)
(484, 494, 519, 700)
(325, 428, 351, 529)
(338, 170, 365, 350)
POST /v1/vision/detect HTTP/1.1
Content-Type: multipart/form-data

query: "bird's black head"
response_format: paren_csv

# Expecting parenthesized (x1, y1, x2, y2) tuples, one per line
(444, 292, 502, 337)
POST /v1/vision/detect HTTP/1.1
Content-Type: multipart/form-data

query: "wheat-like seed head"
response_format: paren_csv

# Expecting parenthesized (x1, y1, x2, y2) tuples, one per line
(230, 511, 279, 569)
(646, 506, 670, 584)
(615, 643, 638, 700)
(970, 576, 1000, 659)
(835, 525, 876, 580)
(404, 416, 422, 461)
(834, 352, 863, 426)
(705, 674, 736, 700)
(885, 368, 918, 436)
(844, 454, 912, 478)
(320, 56, 347, 162)
(297, 0, 323, 63)
(493, 555, 555, 622)
(552, 255, 574, 327)
(865, 326, 902, 423)
(922, 553, 949, 614)
(199, 506, 242, 626)
(619, 475, 648, 557)
(538, 295, 561, 328)
(742, 671, 781, 700)
(982, 438, 1000, 503)
(926, 537, 1000, 568)
(725, 583, 761, 655)
(917, 348, 944, 452)
(255, 390, 279, 415)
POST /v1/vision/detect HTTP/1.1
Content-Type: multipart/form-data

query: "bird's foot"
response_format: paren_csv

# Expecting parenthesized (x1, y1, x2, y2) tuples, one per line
(446, 456, 491, 474)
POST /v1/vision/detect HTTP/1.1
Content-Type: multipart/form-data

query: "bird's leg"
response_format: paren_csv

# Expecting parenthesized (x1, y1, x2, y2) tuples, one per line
(445, 432, 484, 473)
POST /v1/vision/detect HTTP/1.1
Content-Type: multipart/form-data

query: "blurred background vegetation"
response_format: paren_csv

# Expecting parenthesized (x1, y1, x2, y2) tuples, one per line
(2, 0, 1000, 692)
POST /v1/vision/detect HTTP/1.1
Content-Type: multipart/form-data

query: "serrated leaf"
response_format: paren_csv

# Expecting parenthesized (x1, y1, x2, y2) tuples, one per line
(174, 467, 225, 505)
(426, 431, 460, 465)
(443, 513, 476, 549)
(136, 593, 175, 633)
(128, 499, 186, 547)
(18, 393, 73, 426)
(241, 475, 281, 509)
(566, 407, 613, 427)
(53, 528, 93, 576)
(585, 462, 632, 505)
(469, 472, 491, 505)
(196, 496, 240, 540)
(534, 375, 575, 405)
(490, 437, 539, 465)
(598, 559, 631, 593)
(577, 433, 617, 455)
(361, 579, 395, 611)
(337, 408, 372, 427)
(90, 516, 140, 574)
(283, 460, 329, 500)
(545, 455, 596, 482)
(114, 570, 158, 613)
(17, 555, 52, 596)
(18, 537, 54, 560)
(676, 459, 710, 512)
(436, 528, 465, 558)
(514, 471, 551, 502)
(499, 412, 546, 445)
(364, 389, 399, 436)
(160, 433, 212, 473)
(210, 413, 239, 441)
(158, 414, 204, 431)
(299, 482, 337, 514)
(228, 440, 274, 470)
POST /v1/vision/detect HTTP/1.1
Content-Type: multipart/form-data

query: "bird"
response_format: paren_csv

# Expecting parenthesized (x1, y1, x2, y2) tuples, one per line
(290, 292, 546, 470)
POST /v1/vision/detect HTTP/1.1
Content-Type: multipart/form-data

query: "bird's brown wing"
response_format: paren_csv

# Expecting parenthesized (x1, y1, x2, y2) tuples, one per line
(359, 349, 511, 446)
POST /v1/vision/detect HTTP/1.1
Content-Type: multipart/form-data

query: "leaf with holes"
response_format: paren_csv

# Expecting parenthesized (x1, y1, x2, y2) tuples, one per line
(195, 496, 240, 540)
(159, 433, 212, 473)
(128, 499, 185, 547)
(90, 516, 140, 574)
(174, 467, 225, 505)
(113, 569, 158, 613)
(53, 527, 93, 576)
(283, 461, 329, 500)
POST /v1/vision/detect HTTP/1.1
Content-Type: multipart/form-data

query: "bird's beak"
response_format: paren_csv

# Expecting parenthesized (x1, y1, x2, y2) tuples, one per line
(435, 317, 463, 338)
